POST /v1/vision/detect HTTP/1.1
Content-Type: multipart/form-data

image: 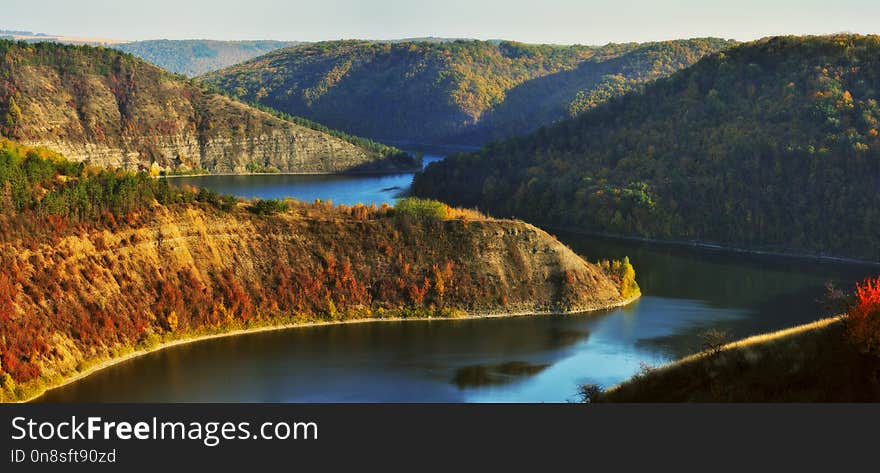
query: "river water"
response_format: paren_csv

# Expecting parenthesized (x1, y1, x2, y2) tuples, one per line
(37, 153, 877, 402)
(167, 155, 444, 206)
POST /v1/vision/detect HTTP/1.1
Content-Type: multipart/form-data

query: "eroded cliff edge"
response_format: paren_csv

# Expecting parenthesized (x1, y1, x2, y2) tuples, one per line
(0, 40, 413, 173)
(0, 201, 638, 402)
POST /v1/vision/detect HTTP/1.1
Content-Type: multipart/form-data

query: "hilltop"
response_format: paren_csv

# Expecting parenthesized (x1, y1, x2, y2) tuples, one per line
(0, 40, 414, 174)
(200, 38, 733, 145)
(0, 140, 639, 402)
(413, 35, 880, 261)
(114, 40, 299, 77)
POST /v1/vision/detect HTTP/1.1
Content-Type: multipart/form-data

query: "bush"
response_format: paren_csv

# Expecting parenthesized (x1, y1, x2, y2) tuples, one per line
(598, 256, 640, 299)
(846, 275, 880, 356)
(248, 198, 288, 216)
(700, 329, 730, 356)
(577, 384, 603, 403)
(394, 198, 449, 220)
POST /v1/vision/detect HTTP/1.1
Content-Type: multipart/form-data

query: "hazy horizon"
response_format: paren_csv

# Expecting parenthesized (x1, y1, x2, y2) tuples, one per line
(3, 0, 880, 45)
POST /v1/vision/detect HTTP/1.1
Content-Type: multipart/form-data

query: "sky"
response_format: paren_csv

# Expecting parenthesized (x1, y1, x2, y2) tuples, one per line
(3, 0, 880, 44)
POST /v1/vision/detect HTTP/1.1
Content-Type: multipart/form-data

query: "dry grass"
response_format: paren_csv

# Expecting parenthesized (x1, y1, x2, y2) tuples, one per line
(601, 316, 880, 402)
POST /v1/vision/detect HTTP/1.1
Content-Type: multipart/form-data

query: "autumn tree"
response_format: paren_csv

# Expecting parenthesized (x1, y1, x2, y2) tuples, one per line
(846, 276, 880, 356)
(4, 96, 22, 129)
(0, 272, 15, 322)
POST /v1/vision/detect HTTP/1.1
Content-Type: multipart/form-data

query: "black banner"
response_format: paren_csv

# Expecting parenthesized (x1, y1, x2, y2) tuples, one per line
(1, 404, 875, 471)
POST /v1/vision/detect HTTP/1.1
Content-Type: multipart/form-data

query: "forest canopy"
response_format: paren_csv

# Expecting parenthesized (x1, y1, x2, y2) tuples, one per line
(412, 35, 880, 261)
(201, 38, 733, 145)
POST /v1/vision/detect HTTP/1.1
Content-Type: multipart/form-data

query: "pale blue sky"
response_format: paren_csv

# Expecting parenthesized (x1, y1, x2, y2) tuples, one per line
(4, 0, 880, 44)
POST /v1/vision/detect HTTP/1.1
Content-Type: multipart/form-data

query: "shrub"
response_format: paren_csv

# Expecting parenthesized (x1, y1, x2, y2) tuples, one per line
(196, 187, 220, 205)
(846, 275, 880, 356)
(394, 198, 449, 220)
(248, 199, 288, 216)
(700, 329, 730, 356)
(577, 384, 603, 403)
(245, 163, 280, 174)
(598, 256, 640, 299)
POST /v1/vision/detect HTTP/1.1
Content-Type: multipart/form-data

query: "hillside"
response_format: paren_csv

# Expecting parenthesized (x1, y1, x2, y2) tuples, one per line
(598, 317, 880, 402)
(0, 40, 414, 174)
(413, 35, 880, 261)
(200, 38, 733, 145)
(0, 140, 638, 402)
(114, 40, 298, 77)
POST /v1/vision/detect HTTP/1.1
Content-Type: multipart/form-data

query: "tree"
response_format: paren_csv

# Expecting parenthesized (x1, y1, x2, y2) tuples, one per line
(166, 310, 179, 332)
(846, 276, 880, 356)
(4, 96, 22, 128)
(0, 272, 15, 322)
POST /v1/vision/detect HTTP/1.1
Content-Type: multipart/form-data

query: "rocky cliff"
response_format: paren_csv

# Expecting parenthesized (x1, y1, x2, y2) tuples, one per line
(0, 189, 637, 401)
(0, 40, 412, 173)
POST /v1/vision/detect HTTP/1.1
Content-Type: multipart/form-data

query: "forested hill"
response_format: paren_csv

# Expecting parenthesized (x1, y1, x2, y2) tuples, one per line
(200, 38, 733, 145)
(114, 40, 298, 77)
(0, 40, 413, 174)
(412, 35, 880, 261)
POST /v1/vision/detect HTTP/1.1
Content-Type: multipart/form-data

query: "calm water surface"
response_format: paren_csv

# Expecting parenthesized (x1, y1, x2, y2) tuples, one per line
(39, 155, 877, 402)
(169, 155, 443, 206)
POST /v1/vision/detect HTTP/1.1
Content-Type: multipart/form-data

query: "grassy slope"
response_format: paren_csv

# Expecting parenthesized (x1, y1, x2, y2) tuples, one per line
(602, 317, 880, 402)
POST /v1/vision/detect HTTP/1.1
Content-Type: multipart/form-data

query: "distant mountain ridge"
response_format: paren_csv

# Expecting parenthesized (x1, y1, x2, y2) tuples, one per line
(114, 39, 300, 77)
(412, 35, 880, 261)
(201, 38, 734, 145)
(0, 40, 413, 174)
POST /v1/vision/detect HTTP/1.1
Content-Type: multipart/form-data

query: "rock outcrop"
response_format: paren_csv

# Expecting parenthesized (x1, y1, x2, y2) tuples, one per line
(0, 199, 637, 402)
(0, 40, 411, 173)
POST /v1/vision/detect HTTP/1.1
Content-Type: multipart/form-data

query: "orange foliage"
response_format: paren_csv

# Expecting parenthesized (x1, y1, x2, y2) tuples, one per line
(847, 276, 880, 356)
(0, 198, 530, 386)
(0, 272, 15, 322)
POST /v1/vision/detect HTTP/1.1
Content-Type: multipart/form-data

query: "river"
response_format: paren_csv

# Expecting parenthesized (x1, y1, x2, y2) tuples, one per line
(166, 155, 444, 206)
(36, 153, 877, 402)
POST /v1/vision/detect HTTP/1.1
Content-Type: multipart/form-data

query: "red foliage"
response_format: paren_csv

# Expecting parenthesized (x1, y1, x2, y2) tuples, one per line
(217, 269, 254, 321)
(179, 268, 212, 327)
(0, 200, 504, 386)
(408, 277, 430, 305)
(0, 271, 15, 322)
(155, 278, 184, 329)
(847, 276, 880, 355)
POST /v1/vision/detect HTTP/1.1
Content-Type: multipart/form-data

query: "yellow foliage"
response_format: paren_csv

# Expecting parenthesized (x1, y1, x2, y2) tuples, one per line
(166, 310, 179, 332)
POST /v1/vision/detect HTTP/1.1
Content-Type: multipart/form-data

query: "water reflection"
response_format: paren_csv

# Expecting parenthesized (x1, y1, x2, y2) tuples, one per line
(453, 361, 551, 388)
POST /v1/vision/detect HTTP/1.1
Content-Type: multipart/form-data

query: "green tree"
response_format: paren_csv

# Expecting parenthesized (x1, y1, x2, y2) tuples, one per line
(4, 96, 22, 128)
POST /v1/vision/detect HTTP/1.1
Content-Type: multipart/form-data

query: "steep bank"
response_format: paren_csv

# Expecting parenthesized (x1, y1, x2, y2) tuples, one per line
(0, 142, 639, 402)
(0, 204, 638, 402)
(0, 40, 413, 174)
(599, 317, 880, 402)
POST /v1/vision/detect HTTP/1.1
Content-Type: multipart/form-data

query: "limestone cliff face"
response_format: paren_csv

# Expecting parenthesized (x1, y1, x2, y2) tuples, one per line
(0, 202, 633, 400)
(0, 41, 407, 173)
